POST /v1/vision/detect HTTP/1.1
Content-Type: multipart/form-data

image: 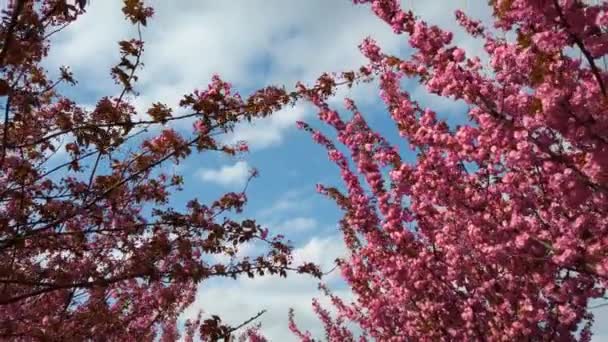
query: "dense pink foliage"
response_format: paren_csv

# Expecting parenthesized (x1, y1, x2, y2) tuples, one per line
(292, 0, 608, 340)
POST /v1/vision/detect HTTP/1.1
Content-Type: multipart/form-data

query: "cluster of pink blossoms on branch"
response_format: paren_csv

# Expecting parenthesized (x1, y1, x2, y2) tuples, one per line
(288, 0, 608, 341)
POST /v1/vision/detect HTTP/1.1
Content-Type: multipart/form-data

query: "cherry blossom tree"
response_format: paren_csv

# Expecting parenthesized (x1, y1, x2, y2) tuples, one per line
(292, 0, 608, 340)
(0, 0, 366, 340)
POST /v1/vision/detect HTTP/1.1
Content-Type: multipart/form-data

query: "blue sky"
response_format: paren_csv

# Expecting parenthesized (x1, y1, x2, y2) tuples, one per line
(41, 0, 608, 340)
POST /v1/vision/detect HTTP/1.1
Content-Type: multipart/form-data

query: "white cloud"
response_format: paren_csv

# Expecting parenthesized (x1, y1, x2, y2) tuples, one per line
(197, 160, 251, 188)
(292, 235, 348, 273)
(257, 189, 314, 219)
(209, 239, 263, 266)
(224, 104, 310, 150)
(181, 234, 350, 341)
(588, 299, 608, 341)
(278, 217, 318, 233)
(254, 191, 321, 240)
(44, 1, 133, 93)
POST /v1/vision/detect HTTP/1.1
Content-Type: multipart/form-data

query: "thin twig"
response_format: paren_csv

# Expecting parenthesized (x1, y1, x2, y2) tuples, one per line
(227, 310, 267, 335)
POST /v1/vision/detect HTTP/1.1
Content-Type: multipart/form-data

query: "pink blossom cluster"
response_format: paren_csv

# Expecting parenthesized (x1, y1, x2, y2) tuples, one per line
(291, 0, 608, 340)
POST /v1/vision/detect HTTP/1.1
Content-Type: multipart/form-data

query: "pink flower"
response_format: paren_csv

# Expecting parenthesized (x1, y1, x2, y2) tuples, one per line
(193, 120, 208, 133)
